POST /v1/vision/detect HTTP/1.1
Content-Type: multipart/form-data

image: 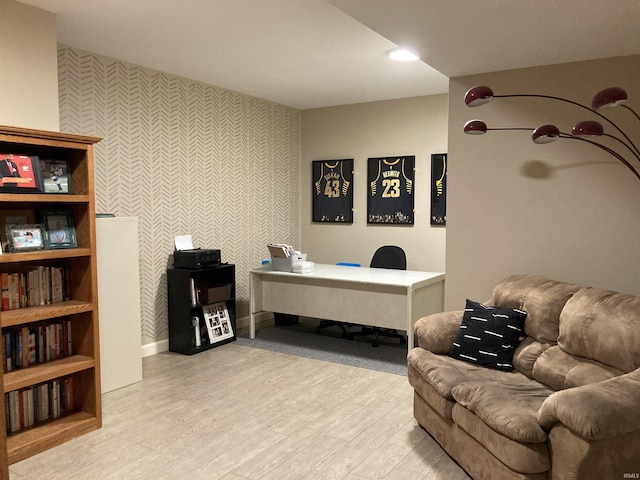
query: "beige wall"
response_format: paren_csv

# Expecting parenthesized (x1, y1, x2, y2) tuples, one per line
(446, 55, 640, 309)
(0, 0, 59, 130)
(301, 95, 448, 271)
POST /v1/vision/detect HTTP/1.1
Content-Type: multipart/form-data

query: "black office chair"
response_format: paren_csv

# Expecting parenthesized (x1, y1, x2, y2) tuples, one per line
(348, 246, 407, 347)
(315, 262, 361, 338)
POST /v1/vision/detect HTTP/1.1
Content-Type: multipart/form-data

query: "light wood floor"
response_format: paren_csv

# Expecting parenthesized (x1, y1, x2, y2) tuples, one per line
(9, 343, 471, 480)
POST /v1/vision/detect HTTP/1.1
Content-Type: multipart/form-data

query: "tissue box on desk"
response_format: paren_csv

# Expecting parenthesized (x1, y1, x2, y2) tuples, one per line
(271, 253, 307, 272)
(292, 261, 315, 274)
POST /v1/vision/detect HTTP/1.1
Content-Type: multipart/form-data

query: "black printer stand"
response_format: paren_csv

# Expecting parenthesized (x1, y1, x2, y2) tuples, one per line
(167, 264, 236, 355)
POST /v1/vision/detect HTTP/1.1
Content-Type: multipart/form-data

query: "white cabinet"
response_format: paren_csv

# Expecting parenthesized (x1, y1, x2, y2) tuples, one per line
(96, 217, 142, 393)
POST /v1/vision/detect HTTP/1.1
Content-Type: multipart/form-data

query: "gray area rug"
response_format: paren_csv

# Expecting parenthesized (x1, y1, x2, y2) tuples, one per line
(236, 319, 408, 376)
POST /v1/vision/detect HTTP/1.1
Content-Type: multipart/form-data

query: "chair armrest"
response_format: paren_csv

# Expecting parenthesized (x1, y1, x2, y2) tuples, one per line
(537, 368, 640, 440)
(414, 310, 462, 354)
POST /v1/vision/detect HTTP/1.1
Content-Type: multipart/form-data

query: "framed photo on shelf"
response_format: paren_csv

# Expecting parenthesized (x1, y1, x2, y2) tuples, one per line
(430, 153, 447, 226)
(202, 302, 234, 344)
(367, 155, 415, 225)
(5, 224, 46, 252)
(0, 153, 43, 193)
(312, 159, 354, 223)
(0, 209, 36, 252)
(39, 159, 71, 193)
(41, 210, 78, 249)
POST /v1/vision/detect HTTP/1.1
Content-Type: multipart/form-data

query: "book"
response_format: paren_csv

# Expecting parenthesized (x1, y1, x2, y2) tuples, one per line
(1, 273, 9, 311)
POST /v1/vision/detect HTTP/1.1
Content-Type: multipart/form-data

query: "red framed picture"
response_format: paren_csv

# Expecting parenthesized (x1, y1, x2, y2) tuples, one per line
(0, 154, 43, 192)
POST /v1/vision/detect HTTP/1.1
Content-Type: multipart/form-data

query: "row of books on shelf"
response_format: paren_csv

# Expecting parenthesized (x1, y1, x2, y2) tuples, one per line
(4, 376, 74, 434)
(1, 266, 69, 311)
(3, 319, 72, 372)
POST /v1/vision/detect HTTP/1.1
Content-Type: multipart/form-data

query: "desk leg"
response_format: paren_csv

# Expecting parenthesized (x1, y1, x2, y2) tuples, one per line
(249, 272, 261, 339)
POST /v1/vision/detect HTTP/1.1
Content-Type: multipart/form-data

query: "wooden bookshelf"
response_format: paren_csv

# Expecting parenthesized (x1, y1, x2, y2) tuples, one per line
(0, 125, 102, 478)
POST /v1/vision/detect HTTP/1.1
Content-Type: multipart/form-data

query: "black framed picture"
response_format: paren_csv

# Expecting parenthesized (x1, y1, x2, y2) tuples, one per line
(41, 210, 78, 249)
(312, 159, 353, 223)
(5, 224, 46, 252)
(367, 156, 415, 224)
(40, 159, 71, 193)
(430, 153, 447, 226)
(0, 153, 43, 193)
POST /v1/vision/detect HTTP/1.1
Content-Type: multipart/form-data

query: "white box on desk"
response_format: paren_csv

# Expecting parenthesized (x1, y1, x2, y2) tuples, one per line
(271, 253, 307, 272)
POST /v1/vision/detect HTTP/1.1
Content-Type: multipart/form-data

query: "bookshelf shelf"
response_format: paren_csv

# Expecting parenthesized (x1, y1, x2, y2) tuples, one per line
(0, 300, 93, 328)
(0, 193, 91, 204)
(6, 411, 98, 464)
(4, 355, 95, 392)
(0, 125, 102, 477)
(0, 248, 92, 264)
(167, 264, 236, 355)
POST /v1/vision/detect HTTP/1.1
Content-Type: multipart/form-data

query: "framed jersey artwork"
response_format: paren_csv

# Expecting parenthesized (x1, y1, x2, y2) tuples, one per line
(367, 156, 415, 224)
(312, 159, 354, 223)
(430, 153, 447, 226)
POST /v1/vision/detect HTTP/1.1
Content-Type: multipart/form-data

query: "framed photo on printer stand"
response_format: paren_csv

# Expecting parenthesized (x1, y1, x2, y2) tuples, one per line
(202, 302, 234, 344)
(312, 159, 353, 223)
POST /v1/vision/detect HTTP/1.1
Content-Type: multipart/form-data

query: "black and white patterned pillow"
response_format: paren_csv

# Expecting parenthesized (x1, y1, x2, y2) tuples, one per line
(449, 299, 527, 371)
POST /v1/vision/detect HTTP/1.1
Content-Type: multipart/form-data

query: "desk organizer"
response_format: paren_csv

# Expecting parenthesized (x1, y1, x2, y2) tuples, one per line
(271, 253, 307, 272)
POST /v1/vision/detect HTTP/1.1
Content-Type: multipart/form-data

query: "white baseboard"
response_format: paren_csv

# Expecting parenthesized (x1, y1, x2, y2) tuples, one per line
(141, 339, 169, 357)
(140, 312, 275, 358)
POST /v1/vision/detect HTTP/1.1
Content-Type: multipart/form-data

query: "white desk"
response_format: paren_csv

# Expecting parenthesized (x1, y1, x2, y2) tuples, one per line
(249, 264, 445, 352)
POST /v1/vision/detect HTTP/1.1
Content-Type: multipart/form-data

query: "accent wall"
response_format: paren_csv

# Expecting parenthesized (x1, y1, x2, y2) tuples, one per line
(57, 47, 301, 347)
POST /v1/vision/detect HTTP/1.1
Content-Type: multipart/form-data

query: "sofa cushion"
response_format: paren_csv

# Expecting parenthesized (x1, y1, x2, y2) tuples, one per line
(408, 348, 529, 400)
(408, 363, 455, 419)
(512, 337, 552, 379)
(449, 299, 526, 371)
(490, 275, 582, 344)
(558, 288, 640, 373)
(532, 345, 622, 391)
(451, 381, 553, 443)
(452, 404, 550, 474)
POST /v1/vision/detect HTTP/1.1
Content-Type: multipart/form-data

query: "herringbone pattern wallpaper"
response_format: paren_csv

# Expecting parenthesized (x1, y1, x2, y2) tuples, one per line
(58, 47, 301, 346)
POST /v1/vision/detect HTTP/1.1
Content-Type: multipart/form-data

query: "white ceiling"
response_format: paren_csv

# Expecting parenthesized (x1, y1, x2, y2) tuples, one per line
(18, 0, 640, 110)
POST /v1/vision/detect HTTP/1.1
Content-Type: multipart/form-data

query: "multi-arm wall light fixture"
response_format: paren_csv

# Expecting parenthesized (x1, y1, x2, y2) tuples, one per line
(463, 85, 640, 181)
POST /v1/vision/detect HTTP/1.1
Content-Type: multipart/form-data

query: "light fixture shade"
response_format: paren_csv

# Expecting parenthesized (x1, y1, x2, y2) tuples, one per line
(465, 86, 494, 107)
(532, 124, 560, 144)
(592, 87, 628, 111)
(572, 120, 604, 137)
(463, 120, 488, 135)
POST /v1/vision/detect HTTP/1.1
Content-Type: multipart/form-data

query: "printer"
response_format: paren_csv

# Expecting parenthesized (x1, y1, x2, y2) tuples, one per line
(173, 249, 221, 269)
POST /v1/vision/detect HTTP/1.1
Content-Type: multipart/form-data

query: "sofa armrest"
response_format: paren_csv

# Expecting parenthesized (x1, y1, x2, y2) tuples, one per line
(414, 310, 463, 354)
(537, 368, 640, 440)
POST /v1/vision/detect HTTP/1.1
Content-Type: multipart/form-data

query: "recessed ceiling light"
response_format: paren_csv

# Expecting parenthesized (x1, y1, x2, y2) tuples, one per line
(389, 48, 419, 62)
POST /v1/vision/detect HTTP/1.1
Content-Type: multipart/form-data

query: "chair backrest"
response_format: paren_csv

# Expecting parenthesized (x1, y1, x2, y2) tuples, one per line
(370, 245, 406, 270)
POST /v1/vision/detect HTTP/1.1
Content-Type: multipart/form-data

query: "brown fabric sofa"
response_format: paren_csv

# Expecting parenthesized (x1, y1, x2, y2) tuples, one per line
(408, 274, 640, 480)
